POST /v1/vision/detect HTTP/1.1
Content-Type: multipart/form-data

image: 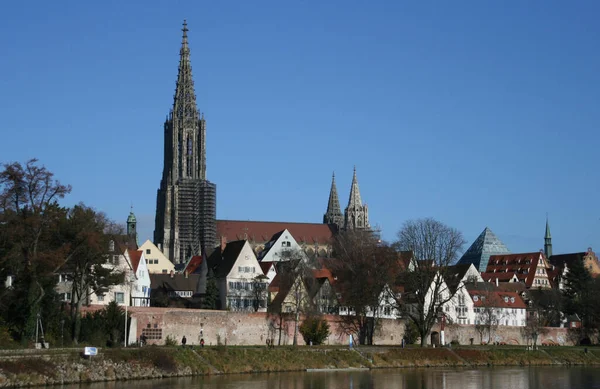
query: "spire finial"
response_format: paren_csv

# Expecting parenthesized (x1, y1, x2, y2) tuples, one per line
(332, 171, 335, 180)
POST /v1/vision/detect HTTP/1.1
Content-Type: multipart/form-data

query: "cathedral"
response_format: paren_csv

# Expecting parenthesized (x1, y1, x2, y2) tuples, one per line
(153, 22, 373, 263)
(154, 21, 217, 264)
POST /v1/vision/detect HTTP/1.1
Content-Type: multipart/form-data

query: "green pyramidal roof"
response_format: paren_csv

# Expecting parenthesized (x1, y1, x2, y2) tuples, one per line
(457, 227, 511, 272)
(127, 211, 136, 223)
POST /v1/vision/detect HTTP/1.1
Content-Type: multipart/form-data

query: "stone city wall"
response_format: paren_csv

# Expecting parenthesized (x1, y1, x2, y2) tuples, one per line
(126, 307, 575, 346)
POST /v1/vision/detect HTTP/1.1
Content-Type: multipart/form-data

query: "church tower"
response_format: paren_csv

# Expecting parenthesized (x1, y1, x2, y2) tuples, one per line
(344, 167, 370, 231)
(154, 21, 217, 264)
(323, 172, 343, 229)
(544, 216, 552, 258)
(127, 206, 137, 245)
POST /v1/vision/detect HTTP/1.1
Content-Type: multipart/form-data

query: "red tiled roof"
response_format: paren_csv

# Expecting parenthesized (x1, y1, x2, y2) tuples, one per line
(485, 252, 547, 288)
(185, 255, 204, 274)
(129, 250, 142, 272)
(260, 261, 275, 275)
(268, 273, 281, 293)
(469, 290, 527, 309)
(216, 220, 337, 244)
(313, 268, 335, 285)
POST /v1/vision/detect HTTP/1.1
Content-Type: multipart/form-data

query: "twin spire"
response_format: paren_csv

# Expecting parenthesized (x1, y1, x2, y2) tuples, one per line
(324, 167, 369, 231)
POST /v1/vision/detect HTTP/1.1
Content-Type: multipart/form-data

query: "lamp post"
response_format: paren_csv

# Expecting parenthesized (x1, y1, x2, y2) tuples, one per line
(124, 275, 134, 348)
(60, 318, 65, 347)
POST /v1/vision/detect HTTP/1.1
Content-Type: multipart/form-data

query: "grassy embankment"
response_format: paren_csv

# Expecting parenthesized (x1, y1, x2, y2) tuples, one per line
(1, 345, 600, 387)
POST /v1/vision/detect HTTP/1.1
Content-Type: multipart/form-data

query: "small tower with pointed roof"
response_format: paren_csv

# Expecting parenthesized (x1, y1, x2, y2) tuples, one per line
(544, 215, 553, 258)
(323, 172, 343, 229)
(344, 166, 370, 231)
(127, 206, 138, 245)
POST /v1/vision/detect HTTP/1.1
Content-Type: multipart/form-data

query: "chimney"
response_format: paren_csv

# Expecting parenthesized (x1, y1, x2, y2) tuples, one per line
(221, 236, 227, 252)
(185, 270, 189, 279)
(170, 270, 174, 278)
(158, 243, 162, 252)
(495, 278, 499, 287)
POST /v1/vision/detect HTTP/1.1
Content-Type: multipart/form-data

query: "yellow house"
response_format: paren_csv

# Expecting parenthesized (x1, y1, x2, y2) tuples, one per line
(138, 240, 175, 274)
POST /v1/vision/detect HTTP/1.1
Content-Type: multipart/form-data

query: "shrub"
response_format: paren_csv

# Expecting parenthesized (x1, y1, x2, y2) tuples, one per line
(165, 335, 178, 347)
(299, 317, 330, 345)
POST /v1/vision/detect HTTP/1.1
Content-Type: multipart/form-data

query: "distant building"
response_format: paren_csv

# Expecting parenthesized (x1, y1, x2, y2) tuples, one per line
(138, 240, 175, 274)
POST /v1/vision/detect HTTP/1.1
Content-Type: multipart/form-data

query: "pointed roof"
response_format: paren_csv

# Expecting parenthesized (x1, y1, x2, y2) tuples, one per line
(457, 227, 511, 272)
(347, 166, 363, 208)
(323, 172, 343, 223)
(127, 250, 143, 273)
(173, 19, 199, 122)
(545, 216, 552, 239)
(127, 206, 136, 223)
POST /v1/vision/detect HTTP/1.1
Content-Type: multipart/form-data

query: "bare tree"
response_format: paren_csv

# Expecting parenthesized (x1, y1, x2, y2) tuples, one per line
(251, 274, 268, 312)
(474, 289, 500, 344)
(267, 249, 312, 345)
(331, 230, 399, 345)
(394, 218, 466, 347)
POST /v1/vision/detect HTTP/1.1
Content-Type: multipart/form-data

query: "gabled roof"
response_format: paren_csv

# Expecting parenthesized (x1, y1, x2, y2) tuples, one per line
(483, 252, 546, 288)
(211, 240, 247, 279)
(128, 250, 143, 272)
(216, 220, 337, 245)
(445, 263, 477, 293)
(548, 252, 588, 269)
(268, 273, 281, 293)
(257, 230, 285, 260)
(457, 227, 511, 272)
(260, 261, 275, 275)
(150, 273, 203, 293)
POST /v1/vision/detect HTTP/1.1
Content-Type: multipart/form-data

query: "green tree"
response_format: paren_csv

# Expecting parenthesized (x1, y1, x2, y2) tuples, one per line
(0, 159, 71, 342)
(299, 316, 330, 345)
(203, 273, 219, 310)
(58, 204, 125, 344)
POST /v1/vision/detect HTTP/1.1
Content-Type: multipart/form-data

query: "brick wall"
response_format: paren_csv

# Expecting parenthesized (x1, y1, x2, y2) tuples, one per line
(123, 307, 573, 346)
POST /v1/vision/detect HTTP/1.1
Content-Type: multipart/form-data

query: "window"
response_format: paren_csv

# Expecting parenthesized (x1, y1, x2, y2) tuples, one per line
(115, 292, 125, 304)
(510, 297, 515, 303)
(97, 294, 104, 302)
(146, 249, 151, 254)
(109, 240, 115, 252)
(61, 292, 71, 301)
(162, 269, 168, 273)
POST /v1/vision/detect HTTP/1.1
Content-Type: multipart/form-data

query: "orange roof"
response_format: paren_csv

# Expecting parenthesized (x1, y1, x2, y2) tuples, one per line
(312, 268, 335, 285)
(485, 252, 546, 288)
(184, 255, 204, 274)
(469, 290, 527, 309)
(217, 220, 337, 244)
(128, 250, 142, 272)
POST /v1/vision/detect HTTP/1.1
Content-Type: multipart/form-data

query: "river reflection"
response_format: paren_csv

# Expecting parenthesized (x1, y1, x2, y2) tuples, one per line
(76, 367, 600, 389)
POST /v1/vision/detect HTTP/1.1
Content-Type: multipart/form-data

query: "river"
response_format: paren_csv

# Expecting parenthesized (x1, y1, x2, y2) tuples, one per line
(73, 367, 600, 389)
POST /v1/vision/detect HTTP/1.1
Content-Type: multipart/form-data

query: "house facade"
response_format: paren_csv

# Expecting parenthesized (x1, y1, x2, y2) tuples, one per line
(138, 240, 175, 274)
(210, 240, 268, 311)
(257, 229, 310, 263)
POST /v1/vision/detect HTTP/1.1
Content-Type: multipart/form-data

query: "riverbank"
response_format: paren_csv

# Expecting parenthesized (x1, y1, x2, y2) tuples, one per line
(0, 345, 599, 387)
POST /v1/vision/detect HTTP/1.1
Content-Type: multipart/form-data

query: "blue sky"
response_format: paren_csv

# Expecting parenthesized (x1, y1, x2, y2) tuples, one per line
(1, 1, 599, 255)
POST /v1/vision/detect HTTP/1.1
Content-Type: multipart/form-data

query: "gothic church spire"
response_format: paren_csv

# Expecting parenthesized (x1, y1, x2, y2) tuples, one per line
(544, 215, 552, 258)
(344, 166, 370, 231)
(323, 172, 343, 228)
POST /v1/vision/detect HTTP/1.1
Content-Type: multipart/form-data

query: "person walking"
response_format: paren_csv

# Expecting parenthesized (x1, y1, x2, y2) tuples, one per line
(182, 335, 187, 347)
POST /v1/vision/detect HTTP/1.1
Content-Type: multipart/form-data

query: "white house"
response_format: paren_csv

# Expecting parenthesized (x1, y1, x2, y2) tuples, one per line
(444, 263, 484, 325)
(126, 249, 151, 306)
(210, 240, 269, 311)
(138, 239, 175, 274)
(257, 229, 309, 263)
(468, 284, 527, 328)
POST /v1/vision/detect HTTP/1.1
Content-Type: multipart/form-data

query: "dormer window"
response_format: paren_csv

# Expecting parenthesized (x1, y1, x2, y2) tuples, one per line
(473, 296, 479, 302)
(504, 296, 509, 303)
(109, 240, 115, 252)
(510, 297, 515, 303)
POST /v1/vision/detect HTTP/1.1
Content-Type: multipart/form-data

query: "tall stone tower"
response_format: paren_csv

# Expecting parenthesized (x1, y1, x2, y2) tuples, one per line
(154, 20, 217, 264)
(544, 216, 552, 258)
(344, 167, 370, 231)
(323, 172, 343, 229)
